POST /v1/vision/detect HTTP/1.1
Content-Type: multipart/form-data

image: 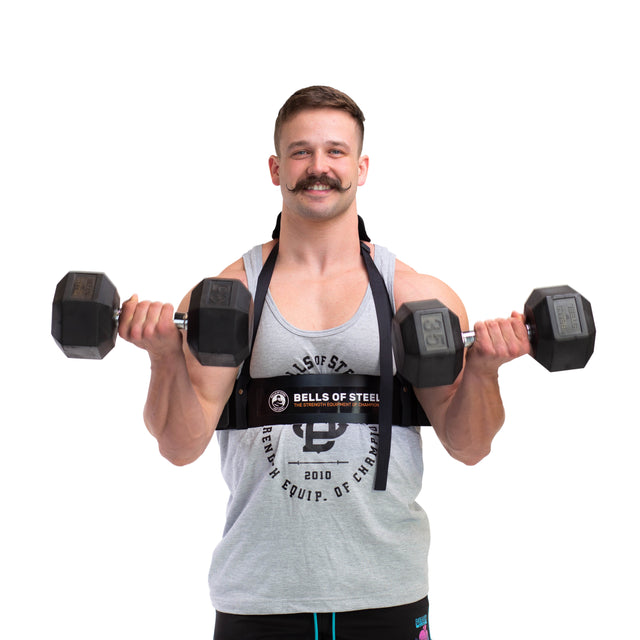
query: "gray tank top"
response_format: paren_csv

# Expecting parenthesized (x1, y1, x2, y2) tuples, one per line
(209, 244, 430, 615)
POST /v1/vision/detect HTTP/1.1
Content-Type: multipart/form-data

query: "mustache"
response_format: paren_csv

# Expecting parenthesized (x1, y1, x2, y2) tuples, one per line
(285, 174, 352, 193)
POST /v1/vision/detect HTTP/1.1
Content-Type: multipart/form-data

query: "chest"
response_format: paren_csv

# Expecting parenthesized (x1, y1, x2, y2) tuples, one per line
(249, 282, 380, 379)
(268, 270, 370, 331)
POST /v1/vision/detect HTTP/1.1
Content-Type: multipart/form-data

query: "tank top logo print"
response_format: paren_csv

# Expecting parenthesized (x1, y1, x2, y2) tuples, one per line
(259, 349, 381, 503)
(284, 353, 355, 376)
(261, 421, 380, 503)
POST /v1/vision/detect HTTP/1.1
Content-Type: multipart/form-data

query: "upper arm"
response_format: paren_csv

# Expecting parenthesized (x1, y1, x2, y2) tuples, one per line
(393, 259, 469, 331)
(177, 257, 249, 428)
(393, 260, 467, 439)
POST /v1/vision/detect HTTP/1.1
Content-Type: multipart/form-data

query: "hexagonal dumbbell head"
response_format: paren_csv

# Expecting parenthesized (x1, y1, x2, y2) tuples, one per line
(393, 299, 464, 388)
(187, 278, 253, 367)
(52, 272, 120, 359)
(524, 285, 596, 372)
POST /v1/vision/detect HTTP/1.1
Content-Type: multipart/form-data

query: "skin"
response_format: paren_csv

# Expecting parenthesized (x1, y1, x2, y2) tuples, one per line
(118, 107, 532, 466)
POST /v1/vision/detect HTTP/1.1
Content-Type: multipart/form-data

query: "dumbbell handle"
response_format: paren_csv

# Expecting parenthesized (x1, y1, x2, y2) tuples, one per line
(114, 309, 188, 330)
(461, 324, 534, 349)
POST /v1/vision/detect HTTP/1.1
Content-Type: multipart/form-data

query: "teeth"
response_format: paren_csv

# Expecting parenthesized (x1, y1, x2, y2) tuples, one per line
(308, 184, 331, 191)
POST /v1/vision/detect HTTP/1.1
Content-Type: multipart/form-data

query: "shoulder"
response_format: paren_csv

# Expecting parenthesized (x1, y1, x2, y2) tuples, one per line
(393, 258, 469, 330)
(217, 256, 248, 286)
(177, 242, 274, 312)
(218, 240, 278, 287)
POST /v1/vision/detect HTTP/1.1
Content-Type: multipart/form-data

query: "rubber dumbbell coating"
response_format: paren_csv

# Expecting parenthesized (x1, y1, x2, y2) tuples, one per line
(52, 272, 253, 366)
(393, 285, 595, 388)
(52, 272, 120, 359)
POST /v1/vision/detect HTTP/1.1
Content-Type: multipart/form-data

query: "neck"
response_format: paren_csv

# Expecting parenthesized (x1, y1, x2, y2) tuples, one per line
(276, 210, 364, 273)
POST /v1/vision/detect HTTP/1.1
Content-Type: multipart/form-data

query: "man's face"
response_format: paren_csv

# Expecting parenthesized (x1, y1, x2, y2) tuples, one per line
(269, 108, 369, 223)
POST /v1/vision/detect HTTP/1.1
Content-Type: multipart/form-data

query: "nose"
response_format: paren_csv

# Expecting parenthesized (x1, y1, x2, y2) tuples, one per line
(306, 152, 330, 177)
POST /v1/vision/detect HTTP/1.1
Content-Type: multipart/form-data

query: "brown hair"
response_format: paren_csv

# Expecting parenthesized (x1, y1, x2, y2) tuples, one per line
(273, 85, 365, 155)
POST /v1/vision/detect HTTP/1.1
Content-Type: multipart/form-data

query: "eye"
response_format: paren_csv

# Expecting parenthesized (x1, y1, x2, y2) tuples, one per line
(291, 149, 310, 158)
(328, 149, 345, 156)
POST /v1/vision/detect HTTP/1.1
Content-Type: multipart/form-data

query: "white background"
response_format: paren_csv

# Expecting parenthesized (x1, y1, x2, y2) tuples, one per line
(1, 1, 638, 638)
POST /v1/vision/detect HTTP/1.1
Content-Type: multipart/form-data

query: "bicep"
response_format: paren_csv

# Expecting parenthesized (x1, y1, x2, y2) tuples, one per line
(393, 265, 469, 332)
(176, 262, 248, 428)
(184, 345, 239, 429)
(393, 263, 468, 443)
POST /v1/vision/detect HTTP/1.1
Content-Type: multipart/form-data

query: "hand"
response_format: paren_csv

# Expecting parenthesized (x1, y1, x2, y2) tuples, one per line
(118, 295, 183, 360)
(466, 311, 533, 375)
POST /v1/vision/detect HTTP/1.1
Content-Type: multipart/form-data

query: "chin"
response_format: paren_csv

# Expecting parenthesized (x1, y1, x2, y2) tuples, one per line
(295, 208, 350, 223)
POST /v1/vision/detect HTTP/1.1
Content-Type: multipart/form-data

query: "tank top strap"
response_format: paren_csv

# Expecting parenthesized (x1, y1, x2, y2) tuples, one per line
(371, 245, 397, 312)
(242, 244, 264, 297)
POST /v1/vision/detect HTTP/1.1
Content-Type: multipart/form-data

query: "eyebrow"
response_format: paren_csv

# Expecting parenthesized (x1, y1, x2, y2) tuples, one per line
(286, 140, 351, 152)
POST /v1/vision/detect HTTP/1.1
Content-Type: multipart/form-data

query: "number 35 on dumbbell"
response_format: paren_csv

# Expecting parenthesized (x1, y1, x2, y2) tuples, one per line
(51, 272, 253, 366)
(393, 286, 596, 388)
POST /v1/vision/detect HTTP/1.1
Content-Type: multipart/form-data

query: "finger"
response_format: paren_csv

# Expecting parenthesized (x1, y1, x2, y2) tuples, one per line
(511, 313, 530, 341)
(158, 303, 177, 334)
(128, 300, 153, 343)
(500, 318, 523, 357)
(501, 313, 532, 353)
(472, 320, 491, 350)
(499, 316, 532, 358)
(141, 302, 165, 341)
(486, 319, 512, 359)
(476, 318, 521, 360)
(473, 320, 505, 358)
(118, 294, 138, 339)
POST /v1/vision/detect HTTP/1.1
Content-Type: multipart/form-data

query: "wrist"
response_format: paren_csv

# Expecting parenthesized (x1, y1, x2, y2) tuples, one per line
(462, 350, 501, 382)
(148, 344, 186, 371)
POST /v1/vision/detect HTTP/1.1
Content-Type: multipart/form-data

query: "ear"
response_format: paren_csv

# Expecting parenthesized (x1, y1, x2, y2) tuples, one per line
(269, 155, 281, 186)
(357, 155, 369, 187)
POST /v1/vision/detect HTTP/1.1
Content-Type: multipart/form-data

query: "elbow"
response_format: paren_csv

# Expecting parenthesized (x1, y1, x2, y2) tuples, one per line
(159, 447, 202, 467)
(158, 440, 205, 466)
(459, 448, 491, 466)
(447, 444, 492, 466)
(145, 416, 210, 466)
(445, 417, 504, 466)
(166, 453, 193, 466)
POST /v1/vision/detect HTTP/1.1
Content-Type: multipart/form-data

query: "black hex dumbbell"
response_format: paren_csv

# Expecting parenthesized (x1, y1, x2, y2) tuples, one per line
(393, 285, 596, 388)
(52, 272, 252, 367)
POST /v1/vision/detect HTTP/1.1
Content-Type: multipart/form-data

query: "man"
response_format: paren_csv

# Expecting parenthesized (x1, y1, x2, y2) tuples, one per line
(119, 86, 531, 640)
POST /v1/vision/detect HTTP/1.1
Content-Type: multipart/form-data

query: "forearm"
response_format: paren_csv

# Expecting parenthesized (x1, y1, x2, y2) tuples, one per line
(436, 362, 505, 465)
(143, 353, 217, 465)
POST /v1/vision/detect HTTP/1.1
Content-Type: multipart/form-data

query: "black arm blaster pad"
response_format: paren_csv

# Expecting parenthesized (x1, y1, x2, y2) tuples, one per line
(216, 374, 431, 430)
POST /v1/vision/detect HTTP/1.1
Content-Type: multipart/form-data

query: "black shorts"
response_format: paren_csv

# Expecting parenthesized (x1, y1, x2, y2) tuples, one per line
(213, 595, 431, 640)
